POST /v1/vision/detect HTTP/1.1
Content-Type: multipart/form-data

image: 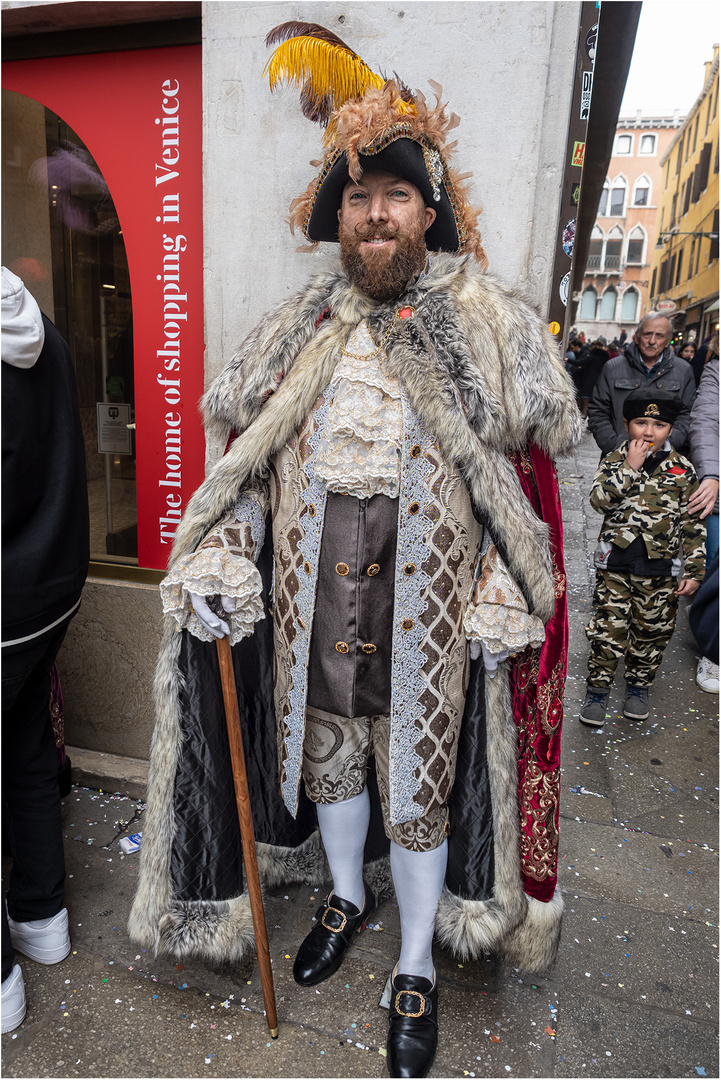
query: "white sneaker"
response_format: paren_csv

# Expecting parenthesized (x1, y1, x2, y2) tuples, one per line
(696, 656, 720, 694)
(1, 964, 26, 1033)
(7, 907, 70, 964)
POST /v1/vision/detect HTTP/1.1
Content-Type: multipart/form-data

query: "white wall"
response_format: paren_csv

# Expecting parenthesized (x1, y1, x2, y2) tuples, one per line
(202, 0, 581, 388)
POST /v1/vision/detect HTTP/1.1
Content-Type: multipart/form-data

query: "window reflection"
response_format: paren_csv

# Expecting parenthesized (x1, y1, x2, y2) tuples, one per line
(2, 90, 137, 562)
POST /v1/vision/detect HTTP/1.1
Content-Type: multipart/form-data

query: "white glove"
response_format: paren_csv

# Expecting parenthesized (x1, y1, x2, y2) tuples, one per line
(475, 641, 511, 678)
(189, 593, 237, 638)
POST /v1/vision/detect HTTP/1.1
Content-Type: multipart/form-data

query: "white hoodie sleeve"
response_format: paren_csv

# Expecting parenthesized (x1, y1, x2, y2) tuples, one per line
(1, 266, 45, 369)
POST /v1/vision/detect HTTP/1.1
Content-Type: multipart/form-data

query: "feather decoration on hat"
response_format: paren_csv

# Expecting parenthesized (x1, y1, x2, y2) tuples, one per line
(263, 21, 413, 127)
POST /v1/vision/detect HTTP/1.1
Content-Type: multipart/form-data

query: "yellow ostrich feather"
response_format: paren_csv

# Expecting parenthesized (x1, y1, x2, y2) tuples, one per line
(264, 36, 384, 112)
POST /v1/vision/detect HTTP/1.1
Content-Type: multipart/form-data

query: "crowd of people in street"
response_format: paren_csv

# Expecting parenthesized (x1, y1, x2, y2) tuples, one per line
(576, 312, 719, 726)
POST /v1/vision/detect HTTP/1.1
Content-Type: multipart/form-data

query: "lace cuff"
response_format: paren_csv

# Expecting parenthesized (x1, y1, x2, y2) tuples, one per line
(463, 602, 545, 654)
(160, 548, 264, 644)
(464, 540, 546, 653)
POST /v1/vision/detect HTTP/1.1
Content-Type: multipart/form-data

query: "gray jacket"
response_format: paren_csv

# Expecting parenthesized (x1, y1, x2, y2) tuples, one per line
(688, 357, 719, 515)
(587, 342, 696, 454)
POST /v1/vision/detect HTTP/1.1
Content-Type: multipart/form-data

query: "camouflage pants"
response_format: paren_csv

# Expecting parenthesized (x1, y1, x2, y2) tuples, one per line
(586, 571, 678, 688)
(302, 706, 449, 852)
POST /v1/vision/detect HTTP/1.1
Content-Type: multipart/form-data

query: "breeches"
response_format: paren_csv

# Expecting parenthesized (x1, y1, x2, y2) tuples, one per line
(302, 706, 449, 852)
(586, 571, 678, 688)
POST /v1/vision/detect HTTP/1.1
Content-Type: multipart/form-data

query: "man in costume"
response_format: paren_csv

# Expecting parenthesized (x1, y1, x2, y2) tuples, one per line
(130, 24, 581, 1078)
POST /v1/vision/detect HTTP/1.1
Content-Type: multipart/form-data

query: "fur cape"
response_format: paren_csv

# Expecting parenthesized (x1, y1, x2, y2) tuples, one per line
(129, 253, 582, 975)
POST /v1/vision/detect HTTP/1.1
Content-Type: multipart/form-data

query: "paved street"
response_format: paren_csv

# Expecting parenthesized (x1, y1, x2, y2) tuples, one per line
(2, 430, 718, 1079)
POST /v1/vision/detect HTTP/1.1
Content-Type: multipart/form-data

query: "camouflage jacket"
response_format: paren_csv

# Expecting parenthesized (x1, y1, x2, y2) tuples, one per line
(590, 443, 706, 580)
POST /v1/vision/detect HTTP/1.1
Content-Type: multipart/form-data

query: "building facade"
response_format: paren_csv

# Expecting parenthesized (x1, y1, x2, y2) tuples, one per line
(2, 0, 588, 767)
(648, 46, 719, 346)
(575, 112, 683, 341)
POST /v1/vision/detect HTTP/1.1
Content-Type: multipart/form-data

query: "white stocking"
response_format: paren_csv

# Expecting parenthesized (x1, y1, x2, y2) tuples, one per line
(315, 788, 370, 911)
(390, 838, 448, 981)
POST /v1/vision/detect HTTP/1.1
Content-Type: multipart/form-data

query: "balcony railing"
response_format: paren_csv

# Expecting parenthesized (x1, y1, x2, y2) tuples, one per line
(604, 254, 621, 270)
(586, 254, 602, 269)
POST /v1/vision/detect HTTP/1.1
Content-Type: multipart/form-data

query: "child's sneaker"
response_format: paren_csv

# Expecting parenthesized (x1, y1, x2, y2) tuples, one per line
(696, 656, 719, 694)
(623, 685, 649, 720)
(579, 687, 609, 726)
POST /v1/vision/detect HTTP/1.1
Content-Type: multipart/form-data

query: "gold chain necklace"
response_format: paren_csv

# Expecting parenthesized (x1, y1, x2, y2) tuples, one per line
(340, 315, 398, 361)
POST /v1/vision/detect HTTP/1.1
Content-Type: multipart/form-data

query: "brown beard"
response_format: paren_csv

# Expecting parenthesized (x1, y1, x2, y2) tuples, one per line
(339, 218, 429, 302)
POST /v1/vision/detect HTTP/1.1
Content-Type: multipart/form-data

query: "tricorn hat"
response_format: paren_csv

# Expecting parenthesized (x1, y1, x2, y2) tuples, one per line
(264, 23, 487, 266)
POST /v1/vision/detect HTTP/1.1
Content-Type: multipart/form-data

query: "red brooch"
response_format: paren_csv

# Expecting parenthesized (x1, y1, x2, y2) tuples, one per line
(397, 306, 414, 320)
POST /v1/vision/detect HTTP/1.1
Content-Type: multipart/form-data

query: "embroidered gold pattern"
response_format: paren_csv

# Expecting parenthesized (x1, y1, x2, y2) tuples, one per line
(519, 762, 560, 882)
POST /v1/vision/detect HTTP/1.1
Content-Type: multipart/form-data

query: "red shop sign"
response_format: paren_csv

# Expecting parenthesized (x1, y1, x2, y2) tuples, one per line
(3, 46, 205, 570)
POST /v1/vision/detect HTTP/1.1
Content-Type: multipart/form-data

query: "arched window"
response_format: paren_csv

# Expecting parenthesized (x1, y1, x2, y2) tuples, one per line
(599, 287, 617, 321)
(598, 182, 609, 216)
(621, 288, 639, 322)
(604, 226, 624, 271)
(587, 225, 604, 270)
(626, 225, 646, 265)
(609, 176, 627, 216)
(579, 287, 598, 319)
(633, 174, 651, 206)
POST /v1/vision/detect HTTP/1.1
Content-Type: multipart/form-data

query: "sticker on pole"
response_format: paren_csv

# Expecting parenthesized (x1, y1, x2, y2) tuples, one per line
(559, 272, 570, 307)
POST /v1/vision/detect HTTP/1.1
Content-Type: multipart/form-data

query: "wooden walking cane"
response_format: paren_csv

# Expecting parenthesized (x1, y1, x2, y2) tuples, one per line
(215, 635, 279, 1039)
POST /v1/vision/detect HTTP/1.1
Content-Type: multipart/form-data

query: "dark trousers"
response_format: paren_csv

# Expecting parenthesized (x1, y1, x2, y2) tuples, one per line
(2, 624, 69, 980)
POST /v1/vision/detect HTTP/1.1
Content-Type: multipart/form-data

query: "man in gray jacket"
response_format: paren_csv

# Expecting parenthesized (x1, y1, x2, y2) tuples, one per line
(588, 313, 696, 454)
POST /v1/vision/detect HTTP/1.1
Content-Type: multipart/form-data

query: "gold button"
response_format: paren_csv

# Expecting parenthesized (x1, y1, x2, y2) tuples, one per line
(308, 504, 316, 517)
(335, 562, 350, 576)
(304, 561, 312, 574)
(297, 616, 305, 629)
(410, 444, 422, 458)
(367, 563, 380, 576)
(361, 643, 377, 654)
(408, 502, 420, 516)
(403, 563, 416, 575)
(401, 618, 414, 631)
(335, 641, 349, 654)
(443, 820, 451, 837)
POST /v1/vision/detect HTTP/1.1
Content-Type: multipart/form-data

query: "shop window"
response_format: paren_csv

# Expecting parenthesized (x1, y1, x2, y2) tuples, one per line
(579, 287, 597, 319)
(599, 288, 617, 321)
(2, 91, 137, 563)
(620, 288, 639, 322)
(639, 134, 656, 155)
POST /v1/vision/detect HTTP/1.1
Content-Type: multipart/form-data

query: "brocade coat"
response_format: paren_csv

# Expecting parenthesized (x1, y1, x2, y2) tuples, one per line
(129, 254, 583, 974)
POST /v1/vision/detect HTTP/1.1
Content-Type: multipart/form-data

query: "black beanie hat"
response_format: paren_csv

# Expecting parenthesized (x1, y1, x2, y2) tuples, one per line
(622, 389, 682, 425)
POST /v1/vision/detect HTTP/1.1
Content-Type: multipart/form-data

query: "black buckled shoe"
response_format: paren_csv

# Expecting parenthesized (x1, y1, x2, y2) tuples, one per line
(293, 888, 375, 987)
(387, 967, 438, 1078)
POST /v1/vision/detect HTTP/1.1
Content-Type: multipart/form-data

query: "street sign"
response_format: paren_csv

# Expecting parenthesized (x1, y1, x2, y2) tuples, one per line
(656, 300, 677, 312)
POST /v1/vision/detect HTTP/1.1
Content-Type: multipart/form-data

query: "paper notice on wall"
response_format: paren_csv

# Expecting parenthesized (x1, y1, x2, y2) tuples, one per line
(97, 402, 132, 454)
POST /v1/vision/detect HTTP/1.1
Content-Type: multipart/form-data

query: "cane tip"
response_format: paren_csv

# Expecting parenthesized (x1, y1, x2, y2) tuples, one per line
(269, 1027, 279, 1039)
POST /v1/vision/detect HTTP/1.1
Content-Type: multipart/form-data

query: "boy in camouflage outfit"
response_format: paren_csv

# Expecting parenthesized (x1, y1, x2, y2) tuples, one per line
(581, 390, 706, 726)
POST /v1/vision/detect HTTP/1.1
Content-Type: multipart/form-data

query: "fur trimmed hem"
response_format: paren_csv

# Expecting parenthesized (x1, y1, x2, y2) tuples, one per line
(500, 885, 564, 974)
(156, 897, 256, 963)
(434, 889, 517, 960)
(257, 830, 396, 904)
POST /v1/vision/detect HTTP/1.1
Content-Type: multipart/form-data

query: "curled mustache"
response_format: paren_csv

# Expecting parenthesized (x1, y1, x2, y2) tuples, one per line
(354, 223, 397, 240)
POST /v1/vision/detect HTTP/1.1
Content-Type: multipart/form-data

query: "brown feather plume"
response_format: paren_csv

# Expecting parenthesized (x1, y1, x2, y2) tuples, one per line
(265, 22, 358, 55)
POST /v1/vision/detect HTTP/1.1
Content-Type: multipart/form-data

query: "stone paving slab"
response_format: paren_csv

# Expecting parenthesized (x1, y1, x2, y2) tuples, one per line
(553, 989, 718, 1078)
(556, 894, 718, 1015)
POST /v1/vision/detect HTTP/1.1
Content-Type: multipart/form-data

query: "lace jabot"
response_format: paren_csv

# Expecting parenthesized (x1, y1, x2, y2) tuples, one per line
(314, 319, 402, 500)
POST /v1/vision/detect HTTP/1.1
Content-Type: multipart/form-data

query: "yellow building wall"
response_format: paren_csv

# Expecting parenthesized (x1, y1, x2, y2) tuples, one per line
(649, 47, 719, 341)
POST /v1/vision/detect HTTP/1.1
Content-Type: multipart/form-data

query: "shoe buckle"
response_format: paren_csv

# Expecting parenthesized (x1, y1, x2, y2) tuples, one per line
(321, 905, 347, 933)
(394, 989, 426, 1018)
